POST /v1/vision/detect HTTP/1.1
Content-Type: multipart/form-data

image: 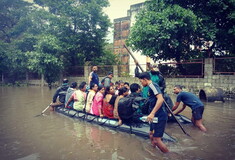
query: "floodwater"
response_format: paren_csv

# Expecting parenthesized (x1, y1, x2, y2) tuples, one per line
(0, 86, 234, 160)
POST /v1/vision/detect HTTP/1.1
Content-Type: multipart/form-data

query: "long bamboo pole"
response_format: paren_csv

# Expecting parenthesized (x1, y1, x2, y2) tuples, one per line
(123, 44, 144, 72)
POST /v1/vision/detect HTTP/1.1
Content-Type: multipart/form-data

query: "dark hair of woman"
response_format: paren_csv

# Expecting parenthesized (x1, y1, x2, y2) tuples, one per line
(104, 86, 112, 97)
(98, 85, 104, 91)
(70, 82, 77, 88)
(79, 81, 87, 90)
(90, 83, 96, 90)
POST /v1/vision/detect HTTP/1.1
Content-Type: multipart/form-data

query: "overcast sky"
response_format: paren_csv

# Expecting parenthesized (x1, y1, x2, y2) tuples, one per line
(104, 0, 146, 42)
(104, 0, 145, 22)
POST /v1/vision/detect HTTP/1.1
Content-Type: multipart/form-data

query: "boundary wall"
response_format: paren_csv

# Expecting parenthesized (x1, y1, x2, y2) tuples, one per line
(27, 58, 235, 99)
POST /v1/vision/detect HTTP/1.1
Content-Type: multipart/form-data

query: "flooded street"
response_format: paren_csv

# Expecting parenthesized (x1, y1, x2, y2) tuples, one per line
(0, 86, 234, 160)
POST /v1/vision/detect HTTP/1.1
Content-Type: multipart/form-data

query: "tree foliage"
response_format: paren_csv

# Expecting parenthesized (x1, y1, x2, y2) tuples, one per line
(0, 0, 31, 43)
(127, 0, 235, 62)
(91, 43, 119, 65)
(0, 0, 113, 85)
(27, 34, 64, 85)
(128, 1, 201, 62)
(167, 0, 235, 56)
(33, 0, 111, 63)
(0, 0, 31, 83)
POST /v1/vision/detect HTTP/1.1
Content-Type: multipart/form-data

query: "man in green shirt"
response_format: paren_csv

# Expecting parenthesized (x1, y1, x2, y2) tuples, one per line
(135, 63, 166, 97)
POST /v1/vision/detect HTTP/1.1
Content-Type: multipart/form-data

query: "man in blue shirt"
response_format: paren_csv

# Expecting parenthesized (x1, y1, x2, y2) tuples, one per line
(172, 85, 207, 132)
(88, 65, 99, 87)
(138, 72, 169, 153)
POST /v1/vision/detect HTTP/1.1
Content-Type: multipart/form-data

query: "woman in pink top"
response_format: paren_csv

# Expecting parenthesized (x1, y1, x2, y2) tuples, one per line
(90, 85, 105, 117)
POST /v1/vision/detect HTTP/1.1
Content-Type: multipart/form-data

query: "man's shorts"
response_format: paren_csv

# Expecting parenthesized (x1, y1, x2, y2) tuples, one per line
(192, 106, 204, 120)
(149, 120, 167, 137)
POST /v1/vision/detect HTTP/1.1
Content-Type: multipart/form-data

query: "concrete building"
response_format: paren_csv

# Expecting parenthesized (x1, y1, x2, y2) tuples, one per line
(113, 2, 153, 76)
(113, 16, 131, 76)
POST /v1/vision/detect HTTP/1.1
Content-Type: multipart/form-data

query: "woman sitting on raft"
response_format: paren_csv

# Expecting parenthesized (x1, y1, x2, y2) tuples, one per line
(90, 85, 105, 117)
(102, 86, 117, 118)
(65, 82, 87, 111)
(85, 83, 98, 113)
(114, 87, 129, 125)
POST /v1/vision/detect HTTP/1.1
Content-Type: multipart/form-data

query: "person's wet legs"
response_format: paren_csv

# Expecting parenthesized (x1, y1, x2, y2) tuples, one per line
(152, 137, 169, 153)
(195, 119, 207, 132)
(149, 131, 155, 147)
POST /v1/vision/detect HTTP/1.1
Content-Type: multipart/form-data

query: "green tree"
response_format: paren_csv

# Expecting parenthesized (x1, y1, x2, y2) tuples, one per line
(27, 34, 64, 86)
(33, 0, 111, 65)
(0, 40, 30, 84)
(0, 0, 31, 43)
(128, 1, 201, 63)
(127, 0, 235, 63)
(91, 43, 119, 65)
(0, 0, 112, 84)
(0, 42, 9, 82)
(166, 0, 235, 57)
(0, 0, 32, 83)
(31, 0, 112, 81)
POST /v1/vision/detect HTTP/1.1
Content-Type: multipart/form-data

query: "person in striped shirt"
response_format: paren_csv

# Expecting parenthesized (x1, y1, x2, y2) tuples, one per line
(138, 72, 169, 153)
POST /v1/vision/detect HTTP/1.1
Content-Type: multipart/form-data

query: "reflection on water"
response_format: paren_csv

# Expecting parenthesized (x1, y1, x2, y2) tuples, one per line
(0, 86, 235, 160)
(16, 153, 40, 160)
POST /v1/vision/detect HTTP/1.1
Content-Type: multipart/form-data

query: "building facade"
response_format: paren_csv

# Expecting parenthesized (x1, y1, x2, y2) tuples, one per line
(113, 2, 153, 76)
(113, 16, 131, 76)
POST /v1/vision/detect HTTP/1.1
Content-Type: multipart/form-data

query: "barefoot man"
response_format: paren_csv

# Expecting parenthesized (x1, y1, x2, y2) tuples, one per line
(172, 85, 207, 132)
(138, 72, 169, 153)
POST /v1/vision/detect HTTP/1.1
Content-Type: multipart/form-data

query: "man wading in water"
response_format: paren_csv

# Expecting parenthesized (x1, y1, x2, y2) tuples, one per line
(138, 72, 169, 153)
(172, 85, 207, 132)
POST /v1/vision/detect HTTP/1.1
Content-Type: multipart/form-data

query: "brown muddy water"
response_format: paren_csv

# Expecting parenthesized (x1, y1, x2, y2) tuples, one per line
(0, 86, 234, 160)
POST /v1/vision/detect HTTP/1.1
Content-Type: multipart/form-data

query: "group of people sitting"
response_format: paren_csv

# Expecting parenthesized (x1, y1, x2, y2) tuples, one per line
(49, 64, 207, 153)
(50, 78, 146, 126)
